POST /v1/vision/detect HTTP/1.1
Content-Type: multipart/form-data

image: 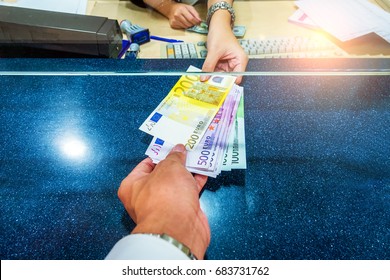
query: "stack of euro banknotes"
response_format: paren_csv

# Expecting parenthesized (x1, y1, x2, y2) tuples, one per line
(139, 66, 246, 178)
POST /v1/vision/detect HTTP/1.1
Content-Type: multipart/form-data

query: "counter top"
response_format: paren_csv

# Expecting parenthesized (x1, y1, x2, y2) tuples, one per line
(1, 58, 389, 259)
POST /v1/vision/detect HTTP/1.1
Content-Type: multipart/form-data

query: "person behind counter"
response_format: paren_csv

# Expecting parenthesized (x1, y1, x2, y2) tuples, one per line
(130, 0, 202, 29)
(129, 0, 248, 84)
(105, 144, 210, 260)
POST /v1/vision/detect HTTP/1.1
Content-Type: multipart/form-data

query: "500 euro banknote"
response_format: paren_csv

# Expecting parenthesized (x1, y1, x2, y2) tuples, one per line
(185, 85, 242, 174)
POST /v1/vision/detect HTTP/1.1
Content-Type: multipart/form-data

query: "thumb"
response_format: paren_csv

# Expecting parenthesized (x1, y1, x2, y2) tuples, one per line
(166, 144, 187, 165)
(200, 54, 219, 82)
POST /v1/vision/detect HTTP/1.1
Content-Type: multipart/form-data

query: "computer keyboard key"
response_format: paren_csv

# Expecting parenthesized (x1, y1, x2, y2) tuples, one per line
(264, 46, 272, 54)
(188, 43, 198, 58)
(200, 50, 208, 58)
(166, 44, 175, 59)
(181, 45, 190, 58)
(173, 44, 182, 58)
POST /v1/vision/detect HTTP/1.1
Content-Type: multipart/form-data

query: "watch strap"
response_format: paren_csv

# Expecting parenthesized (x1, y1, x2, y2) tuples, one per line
(150, 233, 197, 260)
(206, 1, 235, 29)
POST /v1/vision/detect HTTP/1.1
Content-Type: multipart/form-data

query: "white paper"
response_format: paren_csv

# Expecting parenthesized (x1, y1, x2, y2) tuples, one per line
(295, 0, 390, 43)
(288, 9, 319, 29)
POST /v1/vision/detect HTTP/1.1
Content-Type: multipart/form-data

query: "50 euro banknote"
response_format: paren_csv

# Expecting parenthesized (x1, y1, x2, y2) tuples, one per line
(139, 66, 236, 151)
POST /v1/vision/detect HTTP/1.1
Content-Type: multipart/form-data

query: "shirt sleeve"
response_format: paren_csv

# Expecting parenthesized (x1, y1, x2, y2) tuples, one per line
(105, 234, 191, 260)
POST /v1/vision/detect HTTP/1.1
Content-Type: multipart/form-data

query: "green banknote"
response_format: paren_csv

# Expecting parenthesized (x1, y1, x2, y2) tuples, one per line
(222, 93, 246, 170)
(187, 21, 246, 38)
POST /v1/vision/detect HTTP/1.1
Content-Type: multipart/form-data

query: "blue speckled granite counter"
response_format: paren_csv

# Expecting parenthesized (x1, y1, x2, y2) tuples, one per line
(0, 59, 389, 260)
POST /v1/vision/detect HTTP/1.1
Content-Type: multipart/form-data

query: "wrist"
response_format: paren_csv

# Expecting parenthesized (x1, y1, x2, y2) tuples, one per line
(145, 233, 197, 260)
(208, 10, 232, 32)
(206, 1, 235, 29)
(131, 211, 208, 259)
(132, 213, 192, 239)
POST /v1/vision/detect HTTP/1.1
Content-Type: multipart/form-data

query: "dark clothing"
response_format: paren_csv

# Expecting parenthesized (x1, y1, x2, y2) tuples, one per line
(130, 0, 147, 8)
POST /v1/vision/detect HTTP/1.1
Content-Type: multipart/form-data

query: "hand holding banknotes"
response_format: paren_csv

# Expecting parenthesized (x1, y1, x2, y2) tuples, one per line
(118, 144, 210, 260)
(142, 0, 202, 29)
(141, 66, 246, 178)
(167, 3, 202, 29)
(201, 1, 248, 84)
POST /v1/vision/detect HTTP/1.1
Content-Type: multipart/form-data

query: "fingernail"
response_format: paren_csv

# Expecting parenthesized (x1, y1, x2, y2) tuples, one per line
(172, 144, 185, 153)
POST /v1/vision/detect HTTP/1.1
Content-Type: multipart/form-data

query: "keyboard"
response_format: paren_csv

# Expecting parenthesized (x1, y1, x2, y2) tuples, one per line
(164, 36, 348, 59)
(166, 42, 201, 59)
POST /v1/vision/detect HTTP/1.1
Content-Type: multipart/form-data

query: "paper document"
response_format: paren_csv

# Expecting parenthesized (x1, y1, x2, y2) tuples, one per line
(288, 9, 319, 29)
(295, 0, 390, 43)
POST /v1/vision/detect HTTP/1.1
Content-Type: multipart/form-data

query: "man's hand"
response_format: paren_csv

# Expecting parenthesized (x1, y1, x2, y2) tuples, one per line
(201, 9, 248, 84)
(118, 144, 210, 259)
(167, 3, 202, 29)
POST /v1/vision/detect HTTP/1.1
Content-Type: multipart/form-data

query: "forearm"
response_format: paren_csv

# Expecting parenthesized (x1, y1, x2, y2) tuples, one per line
(143, 0, 177, 18)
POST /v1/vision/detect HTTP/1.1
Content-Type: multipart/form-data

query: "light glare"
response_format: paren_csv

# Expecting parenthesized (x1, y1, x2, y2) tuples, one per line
(60, 137, 87, 160)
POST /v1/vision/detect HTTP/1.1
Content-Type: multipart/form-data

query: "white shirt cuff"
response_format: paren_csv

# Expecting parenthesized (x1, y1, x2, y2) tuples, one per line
(105, 234, 191, 260)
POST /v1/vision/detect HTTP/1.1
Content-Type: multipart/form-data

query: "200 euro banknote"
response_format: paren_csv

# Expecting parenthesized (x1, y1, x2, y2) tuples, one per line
(144, 88, 239, 169)
(139, 66, 236, 151)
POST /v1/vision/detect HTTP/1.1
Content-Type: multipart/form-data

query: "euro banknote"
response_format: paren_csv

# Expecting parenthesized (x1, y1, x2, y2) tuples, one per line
(145, 84, 246, 177)
(139, 66, 236, 151)
(145, 86, 241, 167)
(222, 94, 247, 170)
(183, 85, 242, 176)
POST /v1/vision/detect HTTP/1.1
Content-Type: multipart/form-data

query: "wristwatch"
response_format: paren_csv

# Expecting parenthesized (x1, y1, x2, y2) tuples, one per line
(150, 233, 197, 260)
(206, 1, 235, 29)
